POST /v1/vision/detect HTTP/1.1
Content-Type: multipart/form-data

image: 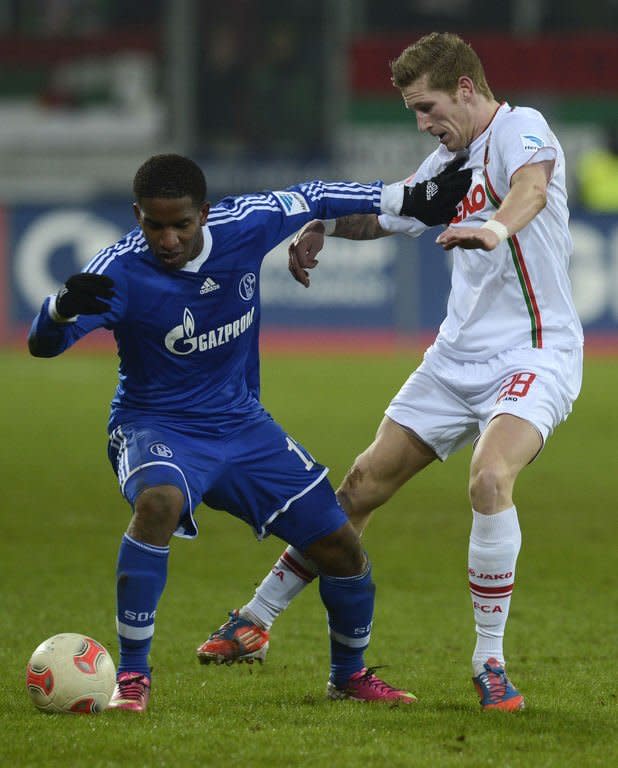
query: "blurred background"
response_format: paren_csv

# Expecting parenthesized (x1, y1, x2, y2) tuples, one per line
(2, 0, 617, 347)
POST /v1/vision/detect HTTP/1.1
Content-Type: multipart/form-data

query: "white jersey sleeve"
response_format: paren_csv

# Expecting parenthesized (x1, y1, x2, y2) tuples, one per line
(377, 150, 446, 237)
(491, 107, 558, 188)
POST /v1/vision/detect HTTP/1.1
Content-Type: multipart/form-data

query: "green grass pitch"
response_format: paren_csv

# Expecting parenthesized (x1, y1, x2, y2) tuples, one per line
(1, 348, 616, 767)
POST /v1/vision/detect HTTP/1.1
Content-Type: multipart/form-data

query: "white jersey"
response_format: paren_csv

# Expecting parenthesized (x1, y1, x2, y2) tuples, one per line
(380, 102, 584, 361)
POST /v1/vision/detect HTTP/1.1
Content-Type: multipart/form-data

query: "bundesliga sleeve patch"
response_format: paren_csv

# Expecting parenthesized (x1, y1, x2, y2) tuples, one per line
(520, 134, 545, 152)
(273, 190, 310, 216)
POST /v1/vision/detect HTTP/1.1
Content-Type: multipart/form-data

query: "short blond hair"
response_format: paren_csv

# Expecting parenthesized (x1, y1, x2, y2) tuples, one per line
(390, 32, 493, 100)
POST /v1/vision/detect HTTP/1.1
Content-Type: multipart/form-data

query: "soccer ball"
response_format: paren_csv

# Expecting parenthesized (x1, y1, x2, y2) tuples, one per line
(26, 633, 116, 714)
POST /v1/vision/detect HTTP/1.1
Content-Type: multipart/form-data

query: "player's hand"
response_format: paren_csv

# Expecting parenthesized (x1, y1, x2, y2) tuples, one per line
(288, 221, 326, 287)
(401, 157, 472, 225)
(55, 273, 115, 318)
(436, 225, 500, 251)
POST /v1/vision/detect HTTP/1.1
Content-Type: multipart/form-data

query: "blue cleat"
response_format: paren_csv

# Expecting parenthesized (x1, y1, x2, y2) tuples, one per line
(472, 658, 525, 711)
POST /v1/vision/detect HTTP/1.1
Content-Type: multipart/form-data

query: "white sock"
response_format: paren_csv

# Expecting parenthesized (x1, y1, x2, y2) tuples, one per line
(240, 546, 318, 630)
(468, 506, 521, 676)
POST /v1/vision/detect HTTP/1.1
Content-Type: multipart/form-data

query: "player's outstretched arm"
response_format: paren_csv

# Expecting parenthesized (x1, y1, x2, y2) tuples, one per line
(381, 157, 472, 226)
(28, 273, 115, 357)
(288, 215, 387, 287)
(401, 157, 472, 225)
(287, 160, 472, 286)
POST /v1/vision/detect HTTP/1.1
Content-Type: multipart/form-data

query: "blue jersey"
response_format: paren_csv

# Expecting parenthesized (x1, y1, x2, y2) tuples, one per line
(29, 180, 383, 434)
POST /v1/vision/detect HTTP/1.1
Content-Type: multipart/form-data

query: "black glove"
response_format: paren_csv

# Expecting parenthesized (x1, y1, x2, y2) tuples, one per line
(400, 156, 472, 225)
(55, 273, 115, 318)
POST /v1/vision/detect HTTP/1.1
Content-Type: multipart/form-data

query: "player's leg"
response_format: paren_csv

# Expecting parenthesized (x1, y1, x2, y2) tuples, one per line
(108, 484, 184, 712)
(202, 361, 449, 661)
(467, 414, 539, 711)
(116, 485, 183, 667)
(239, 545, 319, 630)
(196, 544, 316, 664)
(269, 480, 415, 703)
(336, 415, 437, 532)
(107, 425, 195, 711)
(197, 417, 414, 699)
(127, 485, 184, 546)
(468, 348, 582, 710)
(199, 416, 436, 662)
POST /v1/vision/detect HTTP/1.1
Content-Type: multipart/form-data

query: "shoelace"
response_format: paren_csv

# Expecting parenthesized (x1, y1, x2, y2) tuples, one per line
(210, 611, 241, 639)
(358, 666, 401, 694)
(479, 669, 507, 703)
(117, 674, 148, 700)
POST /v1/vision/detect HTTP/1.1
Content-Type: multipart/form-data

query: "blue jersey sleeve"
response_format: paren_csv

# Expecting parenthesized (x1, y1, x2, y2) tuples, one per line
(208, 179, 384, 257)
(28, 258, 128, 357)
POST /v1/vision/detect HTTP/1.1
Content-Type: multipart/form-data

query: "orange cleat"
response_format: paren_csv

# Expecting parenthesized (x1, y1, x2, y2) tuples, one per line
(197, 610, 269, 665)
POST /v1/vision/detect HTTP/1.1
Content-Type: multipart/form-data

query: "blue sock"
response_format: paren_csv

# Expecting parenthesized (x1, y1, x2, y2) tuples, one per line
(318, 560, 375, 687)
(116, 534, 169, 676)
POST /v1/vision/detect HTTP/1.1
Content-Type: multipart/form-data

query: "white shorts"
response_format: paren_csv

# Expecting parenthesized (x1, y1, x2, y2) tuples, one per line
(385, 346, 583, 461)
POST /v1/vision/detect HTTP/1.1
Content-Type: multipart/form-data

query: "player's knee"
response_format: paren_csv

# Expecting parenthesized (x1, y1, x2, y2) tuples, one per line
(336, 467, 363, 517)
(131, 484, 184, 543)
(468, 463, 511, 513)
(305, 522, 366, 577)
(337, 457, 385, 516)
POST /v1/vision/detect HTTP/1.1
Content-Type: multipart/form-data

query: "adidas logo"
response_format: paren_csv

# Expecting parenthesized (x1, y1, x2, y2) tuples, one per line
(278, 192, 295, 212)
(200, 277, 220, 295)
(426, 181, 438, 200)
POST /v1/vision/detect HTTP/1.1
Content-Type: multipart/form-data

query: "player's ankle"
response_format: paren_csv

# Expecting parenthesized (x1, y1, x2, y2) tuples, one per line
(238, 607, 268, 630)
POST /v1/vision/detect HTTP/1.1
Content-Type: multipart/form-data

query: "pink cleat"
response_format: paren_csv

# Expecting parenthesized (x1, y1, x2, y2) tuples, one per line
(107, 672, 151, 712)
(327, 667, 417, 704)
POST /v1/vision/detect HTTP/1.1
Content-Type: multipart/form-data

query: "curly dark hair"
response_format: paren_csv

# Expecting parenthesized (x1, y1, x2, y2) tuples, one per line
(133, 154, 207, 206)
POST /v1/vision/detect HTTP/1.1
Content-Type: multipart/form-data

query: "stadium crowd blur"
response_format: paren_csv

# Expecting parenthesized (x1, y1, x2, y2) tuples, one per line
(2, 0, 617, 346)
(578, 125, 618, 213)
(1, 1, 617, 200)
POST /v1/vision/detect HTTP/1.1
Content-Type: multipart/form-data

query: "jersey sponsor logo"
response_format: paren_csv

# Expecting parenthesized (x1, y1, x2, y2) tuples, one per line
(164, 306, 256, 356)
(273, 190, 310, 216)
(520, 134, 545, 151)
(199, 276, 220, 295)
(451, 183, 487, 223)
(149, 443, 173, 458)
(239, 272, 256, 301)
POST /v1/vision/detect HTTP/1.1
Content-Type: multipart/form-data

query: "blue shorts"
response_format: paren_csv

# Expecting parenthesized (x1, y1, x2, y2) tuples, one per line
(107, 415, 347, 549)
